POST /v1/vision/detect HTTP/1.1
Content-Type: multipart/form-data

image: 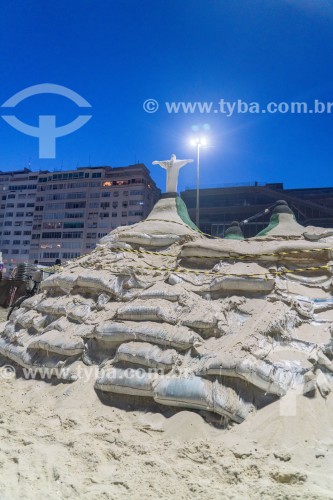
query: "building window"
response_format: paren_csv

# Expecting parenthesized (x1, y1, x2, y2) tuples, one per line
(130, 200, 144, 206)
(63, 222, 84, 229)
(62, 232, 83, 239)
(41, 232, 61, 239)
(67, 182, 87, 189)
(61, 241, 81, 249)
(42, 252, 60, 259)
(131, 178, 145, 185)
(62, 252, 81, 259)
(66, 192, 86, 200)
(52, 172, 84, 181)
(65, 202, 86, 210)
(64, 213, 84, 219)
(111, 212, 117, 217)
(129, 211, 143, 216)
(42, 222, 62, 229)
(87, 232, 97, 239)
(46, 193, 67, 201)
(122, 211, 127, 217)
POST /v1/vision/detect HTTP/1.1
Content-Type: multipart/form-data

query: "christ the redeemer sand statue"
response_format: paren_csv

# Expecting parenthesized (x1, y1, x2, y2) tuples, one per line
(152, 154, 193, 193)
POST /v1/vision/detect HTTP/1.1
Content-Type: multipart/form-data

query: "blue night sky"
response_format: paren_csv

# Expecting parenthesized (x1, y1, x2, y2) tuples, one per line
(0, 0, 333, 192)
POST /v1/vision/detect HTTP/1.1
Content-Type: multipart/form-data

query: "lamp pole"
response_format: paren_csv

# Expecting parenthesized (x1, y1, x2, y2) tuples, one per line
(190, 137, 207, 228)
(196, 142, 200, 227)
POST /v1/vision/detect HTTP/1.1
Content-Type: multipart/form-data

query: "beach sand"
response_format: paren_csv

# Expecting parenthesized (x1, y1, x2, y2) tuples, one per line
(0, 358, 332, 499)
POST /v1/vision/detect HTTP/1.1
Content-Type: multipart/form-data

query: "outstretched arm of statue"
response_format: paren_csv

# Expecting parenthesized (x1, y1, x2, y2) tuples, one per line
(177, 159, 194, 169)
(152, 161, 170, 170)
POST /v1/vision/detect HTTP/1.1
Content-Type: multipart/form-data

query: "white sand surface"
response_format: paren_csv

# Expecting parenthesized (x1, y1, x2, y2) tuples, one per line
(0, 368, 332, 499)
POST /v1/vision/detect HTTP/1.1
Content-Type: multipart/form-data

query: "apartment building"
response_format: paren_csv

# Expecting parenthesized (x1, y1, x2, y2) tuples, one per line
(0, 165, 160, 271)
(0, 168, 39, 270)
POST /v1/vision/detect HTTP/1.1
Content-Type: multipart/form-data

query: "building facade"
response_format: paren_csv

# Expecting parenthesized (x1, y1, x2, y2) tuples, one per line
(0, 169, 39, 270)
(181, 183, 333, 238)
(0, 165, 160, 271)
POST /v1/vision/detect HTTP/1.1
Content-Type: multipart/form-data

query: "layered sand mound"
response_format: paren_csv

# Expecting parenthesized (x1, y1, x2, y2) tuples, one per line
(0, 196, 333, 425)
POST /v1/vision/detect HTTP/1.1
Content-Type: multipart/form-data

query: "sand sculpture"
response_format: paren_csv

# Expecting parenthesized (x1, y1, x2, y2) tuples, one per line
(0, 158, 333, 425)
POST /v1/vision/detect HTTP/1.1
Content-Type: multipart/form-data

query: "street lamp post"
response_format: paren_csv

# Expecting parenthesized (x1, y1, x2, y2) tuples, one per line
(191, 137, 207, 228)
(196, 142, 201, 227)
